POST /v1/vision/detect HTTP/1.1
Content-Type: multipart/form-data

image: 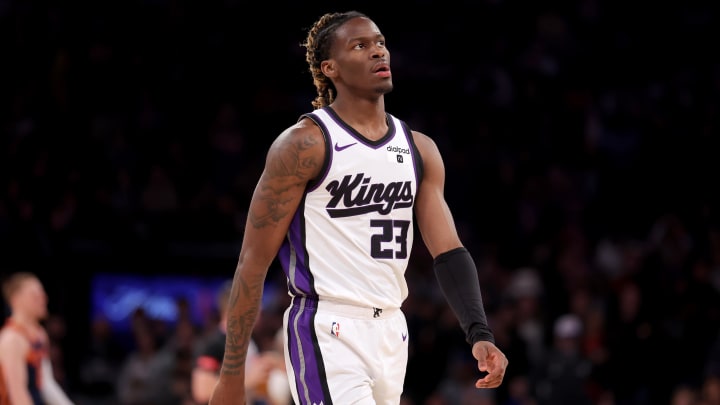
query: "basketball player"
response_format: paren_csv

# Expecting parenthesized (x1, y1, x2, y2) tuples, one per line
(209, 10, 508, 405)
(0, 272, 74, 405)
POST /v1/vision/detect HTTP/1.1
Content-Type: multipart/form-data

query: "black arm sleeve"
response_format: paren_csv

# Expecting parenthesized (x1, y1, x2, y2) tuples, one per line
(433, 247, 495, 345)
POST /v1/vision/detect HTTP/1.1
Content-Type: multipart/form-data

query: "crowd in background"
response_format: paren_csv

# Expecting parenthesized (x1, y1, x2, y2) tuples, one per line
(2, 0, 720, 404)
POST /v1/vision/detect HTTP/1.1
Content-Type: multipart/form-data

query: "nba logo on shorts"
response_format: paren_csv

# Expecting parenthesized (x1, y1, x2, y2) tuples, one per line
(396, 155, 403, 163)
(331, 321, 340, 337)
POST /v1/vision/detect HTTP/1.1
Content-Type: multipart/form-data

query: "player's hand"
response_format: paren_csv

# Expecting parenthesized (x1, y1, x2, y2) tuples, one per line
(472, 340, 508, 389)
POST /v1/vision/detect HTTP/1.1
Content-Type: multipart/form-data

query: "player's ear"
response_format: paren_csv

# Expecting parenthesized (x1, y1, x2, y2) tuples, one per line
(321, 60, 337, 78)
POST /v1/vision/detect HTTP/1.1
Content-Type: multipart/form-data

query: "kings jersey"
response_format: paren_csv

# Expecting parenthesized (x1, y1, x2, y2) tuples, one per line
(277, 106, 422, 310)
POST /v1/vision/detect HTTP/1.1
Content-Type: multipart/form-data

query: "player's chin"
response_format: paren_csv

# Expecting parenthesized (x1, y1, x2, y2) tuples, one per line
(375, 82, 393, 94)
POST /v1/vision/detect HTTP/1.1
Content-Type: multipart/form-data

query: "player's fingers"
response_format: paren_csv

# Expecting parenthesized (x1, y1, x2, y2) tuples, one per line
(476, 354, 507, 388)
(475, 376, 496, 388)
(475, 370, 504, 389)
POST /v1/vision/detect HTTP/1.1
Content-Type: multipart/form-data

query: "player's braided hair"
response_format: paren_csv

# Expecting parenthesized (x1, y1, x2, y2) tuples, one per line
(303, 10, 368, 109)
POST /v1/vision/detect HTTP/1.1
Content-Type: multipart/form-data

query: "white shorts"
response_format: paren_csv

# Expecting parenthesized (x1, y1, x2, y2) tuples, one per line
(282, 297, 409, 405)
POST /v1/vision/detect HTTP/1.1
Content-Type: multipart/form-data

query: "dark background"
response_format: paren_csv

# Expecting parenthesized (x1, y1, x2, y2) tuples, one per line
(2, 0, 720, 404)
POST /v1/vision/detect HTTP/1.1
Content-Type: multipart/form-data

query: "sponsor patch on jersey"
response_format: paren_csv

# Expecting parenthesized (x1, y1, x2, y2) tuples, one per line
(386, 145, 410, 163)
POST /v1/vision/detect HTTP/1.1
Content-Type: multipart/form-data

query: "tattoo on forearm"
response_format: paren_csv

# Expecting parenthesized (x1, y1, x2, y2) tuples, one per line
(220, 270, 264, 376)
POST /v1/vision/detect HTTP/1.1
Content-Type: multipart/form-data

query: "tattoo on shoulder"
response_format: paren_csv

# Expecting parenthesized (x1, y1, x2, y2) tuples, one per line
(249, 132, 320, 228)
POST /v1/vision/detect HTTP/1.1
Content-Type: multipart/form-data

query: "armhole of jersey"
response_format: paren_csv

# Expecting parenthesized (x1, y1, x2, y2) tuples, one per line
(400, 119, 423, 185)
(299, 112, 332, 192)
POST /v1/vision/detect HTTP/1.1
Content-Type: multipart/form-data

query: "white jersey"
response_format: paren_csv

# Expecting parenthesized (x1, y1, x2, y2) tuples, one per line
(277, 106, 421, 310)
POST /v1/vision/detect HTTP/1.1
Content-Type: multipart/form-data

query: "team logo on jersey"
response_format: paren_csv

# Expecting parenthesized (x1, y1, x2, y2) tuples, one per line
(325, 173, 414, 218)
(334, 142, 357, 151)
(331, 321, 340, 337)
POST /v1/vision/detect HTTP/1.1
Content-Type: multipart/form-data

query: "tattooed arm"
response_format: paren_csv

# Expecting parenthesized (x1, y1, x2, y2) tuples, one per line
(208, 118, 325, 405)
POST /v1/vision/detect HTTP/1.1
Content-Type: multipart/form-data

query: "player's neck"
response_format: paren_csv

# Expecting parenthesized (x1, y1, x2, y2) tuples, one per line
(331, 93, 384, 118)
(9, 313, 41, 331)
(330, 96, 387, 140)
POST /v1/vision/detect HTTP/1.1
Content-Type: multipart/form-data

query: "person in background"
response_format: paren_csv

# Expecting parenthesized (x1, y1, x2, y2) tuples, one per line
(209, 10, 507, 405)
(531, 314, 593, 405)
(0, 272, 74, 405)
(192, 281, 287, 405)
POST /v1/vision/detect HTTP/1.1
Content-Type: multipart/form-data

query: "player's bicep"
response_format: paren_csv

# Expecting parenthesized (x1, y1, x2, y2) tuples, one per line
(412, 132, 462, 257)
(242, 124, 324, 263)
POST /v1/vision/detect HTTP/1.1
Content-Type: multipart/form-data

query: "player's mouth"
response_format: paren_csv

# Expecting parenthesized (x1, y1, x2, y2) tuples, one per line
(373, 63, 391, 78)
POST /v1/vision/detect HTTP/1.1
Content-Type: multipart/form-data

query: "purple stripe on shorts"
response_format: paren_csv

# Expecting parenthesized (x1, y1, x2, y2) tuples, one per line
(288, 298, 328, 405)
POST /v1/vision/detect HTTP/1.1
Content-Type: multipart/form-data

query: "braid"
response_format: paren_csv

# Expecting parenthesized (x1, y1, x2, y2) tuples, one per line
(302, 11, 367, 109)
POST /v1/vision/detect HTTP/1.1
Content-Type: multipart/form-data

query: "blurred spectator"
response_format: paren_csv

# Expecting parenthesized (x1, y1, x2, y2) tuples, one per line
(605, 280, 656, 405)
(191, 281, 289, 405)
(531, 313, 594, 405)
(140, 165, 178, 214)
(116, 310, 170, 405)
(505, 268, 547, 370)
(153, 299, 198, 405)
(670, 384, 698, 405)
(502, 375, 537, 405)
(701, 375, 720, 405)
(76, 316, 125, 404)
